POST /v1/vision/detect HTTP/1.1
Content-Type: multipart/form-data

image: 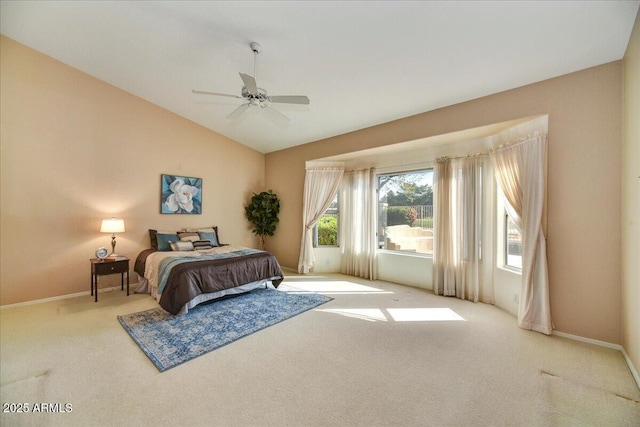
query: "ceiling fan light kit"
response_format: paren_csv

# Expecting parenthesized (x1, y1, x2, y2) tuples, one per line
(192, 41, 309, 127)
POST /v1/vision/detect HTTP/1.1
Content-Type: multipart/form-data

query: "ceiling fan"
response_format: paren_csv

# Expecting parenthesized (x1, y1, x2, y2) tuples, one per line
(192, 41, 310, 127)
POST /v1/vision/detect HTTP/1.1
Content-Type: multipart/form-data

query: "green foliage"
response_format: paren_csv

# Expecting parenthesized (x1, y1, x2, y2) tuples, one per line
(386, 206, 417, 226)
(244, 190, 281, 249)
(317, 216, 338, 246)
(379, 173, 433, 206)
(384, 184, 433, 206)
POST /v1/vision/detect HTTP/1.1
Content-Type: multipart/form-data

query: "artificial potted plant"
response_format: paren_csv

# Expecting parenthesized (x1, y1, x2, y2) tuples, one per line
(244, 190, 281, 250)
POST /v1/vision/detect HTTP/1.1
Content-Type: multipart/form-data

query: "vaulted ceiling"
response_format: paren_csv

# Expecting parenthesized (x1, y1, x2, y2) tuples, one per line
(1, 1, 638, 153)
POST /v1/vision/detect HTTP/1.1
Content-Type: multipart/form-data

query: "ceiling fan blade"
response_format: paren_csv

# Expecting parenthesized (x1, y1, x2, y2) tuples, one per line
(262, 105, 290, 128)
(239, 73, 258, 95)
(227, 103, 250, 120)
(192, 90, 243, 99)
(269, 95, 310, 105)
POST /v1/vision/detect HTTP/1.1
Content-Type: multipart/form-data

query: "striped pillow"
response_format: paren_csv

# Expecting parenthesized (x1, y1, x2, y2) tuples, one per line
(192, 240, 213, 251)
(184, 226, 220, 245)
(169, 240, 194, 252)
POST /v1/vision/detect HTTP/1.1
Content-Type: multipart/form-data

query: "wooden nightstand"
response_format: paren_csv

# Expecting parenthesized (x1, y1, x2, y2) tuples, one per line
(90, 257, 129, 302)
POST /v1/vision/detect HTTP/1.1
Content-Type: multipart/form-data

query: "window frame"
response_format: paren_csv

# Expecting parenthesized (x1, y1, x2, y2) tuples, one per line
(504, 211, 523, 271)
(376, 168, 434, 257)
(313, 193, 339, 248)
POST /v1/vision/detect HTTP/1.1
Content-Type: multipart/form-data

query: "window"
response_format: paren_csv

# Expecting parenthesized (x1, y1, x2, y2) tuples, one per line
(505, 213, 522, 269)
(377, 169, 434, 255)
(313, 194, 339, 247)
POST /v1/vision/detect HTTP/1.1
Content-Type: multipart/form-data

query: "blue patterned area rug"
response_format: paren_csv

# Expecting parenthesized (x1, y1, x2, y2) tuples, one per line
(118, 288, 332, 372)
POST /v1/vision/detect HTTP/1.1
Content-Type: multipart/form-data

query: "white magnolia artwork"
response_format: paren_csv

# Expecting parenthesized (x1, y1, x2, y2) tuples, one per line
(161, 174, 202, 214)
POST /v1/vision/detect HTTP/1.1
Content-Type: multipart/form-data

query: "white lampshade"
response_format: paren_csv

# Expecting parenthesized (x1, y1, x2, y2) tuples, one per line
(100, 217, 125, 233)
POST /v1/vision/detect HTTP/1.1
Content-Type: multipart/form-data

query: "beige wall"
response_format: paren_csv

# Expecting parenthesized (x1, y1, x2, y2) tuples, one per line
(0, 36, 265, 305)
(266, 61, 623, 344)
(623, 11, 640, 381)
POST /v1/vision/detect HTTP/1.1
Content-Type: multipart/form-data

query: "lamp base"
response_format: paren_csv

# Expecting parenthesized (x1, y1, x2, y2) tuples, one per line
(108, 253, 120, 258)
(110, 234, 117, 258)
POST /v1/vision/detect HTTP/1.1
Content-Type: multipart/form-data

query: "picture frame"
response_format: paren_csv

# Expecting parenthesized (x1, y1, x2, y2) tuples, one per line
(161, 174, 202, 214)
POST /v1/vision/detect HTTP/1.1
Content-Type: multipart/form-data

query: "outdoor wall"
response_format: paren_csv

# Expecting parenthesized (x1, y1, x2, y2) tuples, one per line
(0, 36, 266, 305)
(622, 11, 640, 382)
(266, 61, 623, 344)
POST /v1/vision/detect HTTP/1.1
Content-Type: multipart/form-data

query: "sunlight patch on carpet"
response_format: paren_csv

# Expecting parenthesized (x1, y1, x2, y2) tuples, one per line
(387, 308, 466, 322)
(281, 279, 392, 294)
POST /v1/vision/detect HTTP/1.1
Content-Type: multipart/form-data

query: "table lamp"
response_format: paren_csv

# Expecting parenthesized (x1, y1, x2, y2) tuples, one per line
(100, 217, 125, 257)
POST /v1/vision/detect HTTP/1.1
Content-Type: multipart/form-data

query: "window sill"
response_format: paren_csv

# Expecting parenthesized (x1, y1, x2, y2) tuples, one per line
(377, 249, 433, 259)
(498, 265, 522, 275)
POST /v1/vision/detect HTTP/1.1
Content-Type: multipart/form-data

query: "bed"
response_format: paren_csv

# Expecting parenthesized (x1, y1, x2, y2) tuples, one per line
(134, 227, 284, 315)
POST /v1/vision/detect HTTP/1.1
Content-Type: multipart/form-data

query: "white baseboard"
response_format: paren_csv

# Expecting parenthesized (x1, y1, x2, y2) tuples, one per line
(552, 330, 623, 350)
(0, 284, 138, 310)
(622, 347, 640, 391)
(553, 330, 639, 390)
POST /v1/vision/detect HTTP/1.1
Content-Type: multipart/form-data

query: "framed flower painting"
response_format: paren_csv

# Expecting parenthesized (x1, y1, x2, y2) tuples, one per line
(161, 174, 202, 214)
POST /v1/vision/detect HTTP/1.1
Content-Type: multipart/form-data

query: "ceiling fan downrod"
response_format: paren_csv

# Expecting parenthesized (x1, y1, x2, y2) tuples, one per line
(250, 42, 262, 82)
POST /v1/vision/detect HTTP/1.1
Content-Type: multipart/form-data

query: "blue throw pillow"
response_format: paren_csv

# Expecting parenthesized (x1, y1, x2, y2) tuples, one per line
(156, 233, 179, 251)
(197, 231, 219, 247)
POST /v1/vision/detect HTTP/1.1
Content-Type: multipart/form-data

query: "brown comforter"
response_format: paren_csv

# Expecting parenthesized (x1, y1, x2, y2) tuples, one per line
(136, 248, 283, 315)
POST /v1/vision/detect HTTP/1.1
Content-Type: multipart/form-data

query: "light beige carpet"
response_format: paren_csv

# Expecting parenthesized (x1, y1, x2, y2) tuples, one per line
(1, 273, 639, 426)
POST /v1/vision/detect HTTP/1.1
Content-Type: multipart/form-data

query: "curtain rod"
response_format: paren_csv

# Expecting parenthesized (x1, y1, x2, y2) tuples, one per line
(436, 152, 487, 162)
(305, 166, 345, 171)
(346, 161, 431, 173)
(491, 131, 547, 152)
(438, 131, 548, 160)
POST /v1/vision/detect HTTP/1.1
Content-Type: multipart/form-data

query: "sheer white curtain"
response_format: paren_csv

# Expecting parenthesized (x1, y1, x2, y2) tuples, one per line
(340, 169, 377, 279)
(433, 156, 493, 303)
(490, 133, 552, 335)
(297, 166, 344, 274)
